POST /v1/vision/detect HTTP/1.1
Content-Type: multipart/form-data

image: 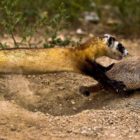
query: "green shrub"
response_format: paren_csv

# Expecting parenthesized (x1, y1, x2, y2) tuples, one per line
(0, 0, 139, 48)
(0, 0, 94, 48)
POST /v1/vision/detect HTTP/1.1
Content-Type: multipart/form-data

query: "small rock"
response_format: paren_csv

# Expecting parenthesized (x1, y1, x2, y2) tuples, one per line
(27, 75, 31, 78)
(73, 107, 77, 111)
(10, 125, 16, 131)
(76, 28, 86, 35)
(58, 87, 65, 90)
(71, 100, 76, 105)
(84, 12, 100, 23)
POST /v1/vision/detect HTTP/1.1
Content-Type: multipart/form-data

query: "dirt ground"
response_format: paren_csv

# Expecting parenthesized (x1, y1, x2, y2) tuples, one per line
(0, 37, 140, 140)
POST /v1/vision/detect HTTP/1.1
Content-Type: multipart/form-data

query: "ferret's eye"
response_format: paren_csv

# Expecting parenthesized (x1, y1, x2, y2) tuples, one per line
(108, 37, 112, 46)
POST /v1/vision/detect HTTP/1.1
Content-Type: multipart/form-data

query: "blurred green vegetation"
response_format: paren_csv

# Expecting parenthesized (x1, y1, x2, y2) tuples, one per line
(0, 0, 139, 47)
(96, 0, 140, 33)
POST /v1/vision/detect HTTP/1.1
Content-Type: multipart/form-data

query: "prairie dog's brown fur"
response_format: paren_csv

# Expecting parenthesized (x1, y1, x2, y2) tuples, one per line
(80, 57, 140, 96)
(107, 57, 140, 89)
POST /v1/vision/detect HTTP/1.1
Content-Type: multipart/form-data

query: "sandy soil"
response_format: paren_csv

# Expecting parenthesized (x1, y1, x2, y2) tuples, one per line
(0, 37, 139, 140)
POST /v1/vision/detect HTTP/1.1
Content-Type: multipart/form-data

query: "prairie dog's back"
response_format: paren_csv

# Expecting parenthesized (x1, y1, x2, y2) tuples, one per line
(107, 57, 140, 89)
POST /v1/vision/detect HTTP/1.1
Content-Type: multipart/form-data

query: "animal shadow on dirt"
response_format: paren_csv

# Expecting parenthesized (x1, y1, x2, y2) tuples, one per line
(0, 73, 140, 116)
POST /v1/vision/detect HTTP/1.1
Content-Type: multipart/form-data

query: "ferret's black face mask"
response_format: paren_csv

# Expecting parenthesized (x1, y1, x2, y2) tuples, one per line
(103, 34, 128, 60)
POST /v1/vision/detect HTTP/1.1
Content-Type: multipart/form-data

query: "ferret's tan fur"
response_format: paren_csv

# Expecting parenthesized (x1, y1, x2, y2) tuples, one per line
(0, 37, 108, 74)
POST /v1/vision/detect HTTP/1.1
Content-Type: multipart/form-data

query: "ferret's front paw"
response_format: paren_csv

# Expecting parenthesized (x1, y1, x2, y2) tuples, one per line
(108, 80, 127, 96)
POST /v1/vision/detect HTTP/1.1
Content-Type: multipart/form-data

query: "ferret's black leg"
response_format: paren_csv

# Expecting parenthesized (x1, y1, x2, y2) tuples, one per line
(126, 88, 140, 96)
(80, 63, 114, 96)
(105, 63, 115, 72)
(80, 84, 103, 96)
(81, 60, 127, 96)
(92, 63, 114, 73)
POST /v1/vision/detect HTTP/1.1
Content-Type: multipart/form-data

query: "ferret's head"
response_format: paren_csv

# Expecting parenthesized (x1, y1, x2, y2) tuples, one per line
(103, 34, 128, 60)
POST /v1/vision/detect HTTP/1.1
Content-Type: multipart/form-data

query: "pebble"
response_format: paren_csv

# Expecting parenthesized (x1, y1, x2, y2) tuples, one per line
(72, 107, 77, 111)
(10, 125, 17, 131)
(58, 87, 65, 90)
(71, 100, 76, 105)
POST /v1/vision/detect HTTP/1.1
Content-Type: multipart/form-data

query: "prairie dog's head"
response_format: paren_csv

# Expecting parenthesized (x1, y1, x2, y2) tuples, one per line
(103, 34, 128, 60)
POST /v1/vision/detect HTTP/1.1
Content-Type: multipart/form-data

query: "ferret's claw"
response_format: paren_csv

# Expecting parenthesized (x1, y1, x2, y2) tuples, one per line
(107, 80, 127, 96)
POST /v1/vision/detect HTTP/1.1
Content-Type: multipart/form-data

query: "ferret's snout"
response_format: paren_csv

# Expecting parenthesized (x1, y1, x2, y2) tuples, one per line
(123, 49, 129, 57)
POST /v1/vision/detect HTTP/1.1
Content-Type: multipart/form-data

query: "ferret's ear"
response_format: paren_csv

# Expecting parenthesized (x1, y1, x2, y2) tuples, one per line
(102, 34, 116, 48)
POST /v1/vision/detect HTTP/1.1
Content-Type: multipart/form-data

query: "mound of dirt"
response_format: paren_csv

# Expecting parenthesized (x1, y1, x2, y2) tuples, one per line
(0, 72, 140, 140)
